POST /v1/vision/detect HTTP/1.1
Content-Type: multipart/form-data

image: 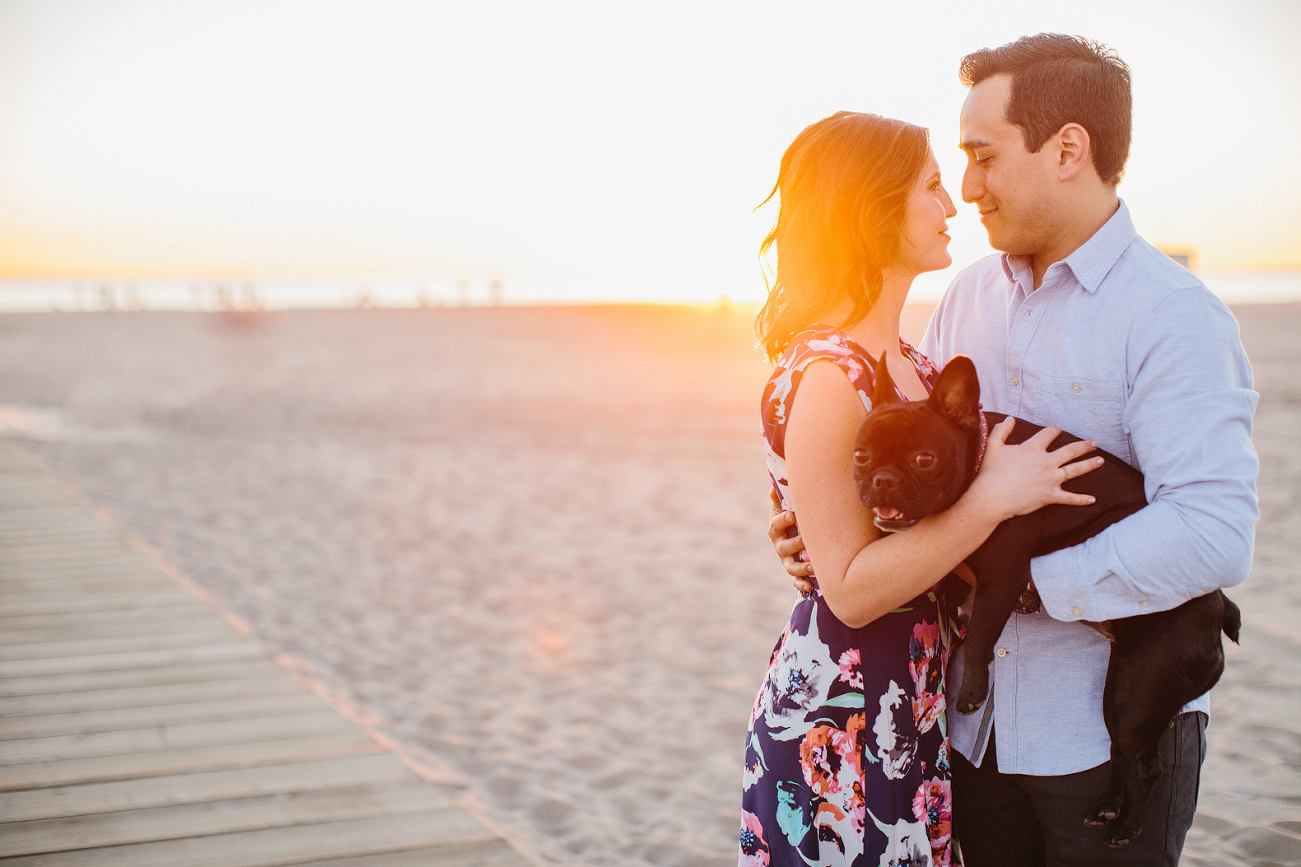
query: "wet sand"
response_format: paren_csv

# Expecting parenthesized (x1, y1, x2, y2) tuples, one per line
(0, 302, 1297, 866)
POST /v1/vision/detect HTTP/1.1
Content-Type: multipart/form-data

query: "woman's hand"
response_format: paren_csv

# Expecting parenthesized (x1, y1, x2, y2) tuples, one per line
(964, 417, 1103, 523)
(768, 491, 814, 593)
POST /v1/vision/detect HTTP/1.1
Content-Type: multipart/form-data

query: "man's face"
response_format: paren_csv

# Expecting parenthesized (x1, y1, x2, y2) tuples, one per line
(959, 74, 1061, 256)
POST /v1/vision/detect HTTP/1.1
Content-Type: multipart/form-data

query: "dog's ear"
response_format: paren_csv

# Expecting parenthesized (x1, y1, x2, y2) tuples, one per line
(929, 355, 981, 432)
(871, 352, 902, 408)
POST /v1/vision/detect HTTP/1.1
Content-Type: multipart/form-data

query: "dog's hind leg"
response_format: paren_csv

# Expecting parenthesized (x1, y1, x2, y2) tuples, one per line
(1103, 738, 1164, 847)
(1097, 645, 1187, 847)
(1086, 650, 1127, 828)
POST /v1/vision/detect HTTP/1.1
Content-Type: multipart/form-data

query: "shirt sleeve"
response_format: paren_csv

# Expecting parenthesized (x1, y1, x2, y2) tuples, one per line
(1031, 287, 1259, 622)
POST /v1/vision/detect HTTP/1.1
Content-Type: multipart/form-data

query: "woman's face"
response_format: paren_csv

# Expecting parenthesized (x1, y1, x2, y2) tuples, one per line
(892, 150, 958, 276)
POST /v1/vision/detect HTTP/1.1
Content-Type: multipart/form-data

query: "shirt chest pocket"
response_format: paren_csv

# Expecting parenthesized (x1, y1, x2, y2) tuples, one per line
(1030, 374, 1132, 465)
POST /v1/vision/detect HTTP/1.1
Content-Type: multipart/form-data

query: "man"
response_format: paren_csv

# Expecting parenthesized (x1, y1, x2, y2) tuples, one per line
(772, 33, 1258, 865)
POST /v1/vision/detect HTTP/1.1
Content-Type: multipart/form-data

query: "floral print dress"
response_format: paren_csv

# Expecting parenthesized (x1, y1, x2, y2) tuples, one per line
(741, 327, 962, 867)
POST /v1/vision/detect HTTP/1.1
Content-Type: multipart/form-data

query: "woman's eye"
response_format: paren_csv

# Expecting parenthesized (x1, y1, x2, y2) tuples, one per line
(914, 453, 936, 469)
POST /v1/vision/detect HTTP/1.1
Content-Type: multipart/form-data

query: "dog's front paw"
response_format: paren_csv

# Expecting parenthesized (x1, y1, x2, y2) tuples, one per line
(953, 685, 988, 716)
(1083, 805, 1117, 827)
(1085, 787, 1122, 827)
(1102, 820, 1141, 848)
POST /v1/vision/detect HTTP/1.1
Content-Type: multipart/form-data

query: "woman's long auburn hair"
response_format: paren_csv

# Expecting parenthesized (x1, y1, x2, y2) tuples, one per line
(756, 112, 930, 362)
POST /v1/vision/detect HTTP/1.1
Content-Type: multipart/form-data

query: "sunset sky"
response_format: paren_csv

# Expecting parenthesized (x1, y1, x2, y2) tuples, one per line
(0, 0, 1297, 303)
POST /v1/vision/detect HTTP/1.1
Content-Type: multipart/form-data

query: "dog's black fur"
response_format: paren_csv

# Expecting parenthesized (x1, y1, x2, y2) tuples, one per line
(853, 353, 1240, 847)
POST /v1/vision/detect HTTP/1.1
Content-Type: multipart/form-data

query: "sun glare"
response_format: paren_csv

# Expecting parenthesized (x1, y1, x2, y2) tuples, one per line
(0, 0, 1297, 304)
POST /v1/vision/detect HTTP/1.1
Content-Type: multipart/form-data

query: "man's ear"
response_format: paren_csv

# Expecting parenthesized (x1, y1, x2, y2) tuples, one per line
(1056, 123, 1092, 182)
(929, 355, 981, 432)
(871, 352, 902, 408)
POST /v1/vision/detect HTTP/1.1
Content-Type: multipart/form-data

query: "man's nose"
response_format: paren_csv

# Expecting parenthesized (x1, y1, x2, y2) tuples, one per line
(961, 167, 981, 204)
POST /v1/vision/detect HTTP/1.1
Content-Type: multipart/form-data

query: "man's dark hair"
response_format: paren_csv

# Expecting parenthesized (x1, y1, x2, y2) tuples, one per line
(960, 33, 1132, 185)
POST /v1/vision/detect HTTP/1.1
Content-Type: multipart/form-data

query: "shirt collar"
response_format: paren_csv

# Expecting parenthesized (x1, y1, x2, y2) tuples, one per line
(998, 199, 1137, 294)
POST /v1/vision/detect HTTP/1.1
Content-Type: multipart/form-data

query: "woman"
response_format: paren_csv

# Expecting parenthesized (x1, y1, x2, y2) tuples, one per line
(740, 112, 1100, 866)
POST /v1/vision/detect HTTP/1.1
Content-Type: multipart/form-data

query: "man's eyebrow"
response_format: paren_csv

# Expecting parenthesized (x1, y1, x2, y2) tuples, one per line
(959, 137, 992, 153)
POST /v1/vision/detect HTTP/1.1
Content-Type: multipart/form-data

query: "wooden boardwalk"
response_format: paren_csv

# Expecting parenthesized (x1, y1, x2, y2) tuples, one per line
(0, 442, 530, 866)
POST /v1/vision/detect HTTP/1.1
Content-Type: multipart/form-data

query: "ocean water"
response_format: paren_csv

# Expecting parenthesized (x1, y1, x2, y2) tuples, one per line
(0, 269, 1298, 312)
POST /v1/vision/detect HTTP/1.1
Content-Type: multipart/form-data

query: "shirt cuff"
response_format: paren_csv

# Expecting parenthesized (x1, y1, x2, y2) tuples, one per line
(1031, 546, 1163, 622)
(1030, 548, 1090, 621)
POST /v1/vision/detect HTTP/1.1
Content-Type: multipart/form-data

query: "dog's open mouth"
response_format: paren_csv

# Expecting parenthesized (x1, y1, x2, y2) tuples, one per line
(872, 506, 918, 533)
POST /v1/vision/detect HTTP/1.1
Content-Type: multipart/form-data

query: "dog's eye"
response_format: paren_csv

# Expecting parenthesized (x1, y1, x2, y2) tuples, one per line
(853, 449, 870, 465)
(914, 453, 936, 469)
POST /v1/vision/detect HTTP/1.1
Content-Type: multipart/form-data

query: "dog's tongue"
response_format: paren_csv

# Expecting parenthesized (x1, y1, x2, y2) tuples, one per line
(874, 506, 902, 521)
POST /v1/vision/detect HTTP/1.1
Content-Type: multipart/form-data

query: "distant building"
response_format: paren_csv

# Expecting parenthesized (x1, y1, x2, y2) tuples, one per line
(1159, 248, 1196, 270)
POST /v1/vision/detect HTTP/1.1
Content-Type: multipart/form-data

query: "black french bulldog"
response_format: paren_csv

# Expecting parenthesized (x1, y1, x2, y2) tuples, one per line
(853, 353, 1240, 847)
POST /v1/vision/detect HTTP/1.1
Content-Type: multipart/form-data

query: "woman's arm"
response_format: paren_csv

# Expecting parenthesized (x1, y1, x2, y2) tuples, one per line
(784, 361, 1100, 628)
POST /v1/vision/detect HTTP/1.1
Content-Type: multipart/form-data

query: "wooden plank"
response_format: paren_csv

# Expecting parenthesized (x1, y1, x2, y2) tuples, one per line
(0, 550, 154, 568)
(0, 576, 176, 597)
(0, 710, 357, 763)
(289, 839, 532, 867)
(0, 753, 417, 821)
(0, 531, 120, 545)
(0, 442, 525, 867)
(0, 691, 327, 739)
(0, 809, 496, 867)
(0, 781, 453, 856)
(0, 590, 197, 617)
(0, 535, 129, 550)
(0, 557, 161, 578)
(0, 602, 213, 634)
(0, 626, 246, 663)
(0, 658, 291, 697)
(0, 612, 237, 646)
(0, 517, 120, 532)
(0, 672, 303, 717)
(0, 642, 264, 679)
(0, 566, 164, 584)
(2, 730, 383, 790)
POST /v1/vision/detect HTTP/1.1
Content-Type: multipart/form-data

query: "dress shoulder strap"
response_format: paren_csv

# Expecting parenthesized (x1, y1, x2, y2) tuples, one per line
(761, 327, 881, 461)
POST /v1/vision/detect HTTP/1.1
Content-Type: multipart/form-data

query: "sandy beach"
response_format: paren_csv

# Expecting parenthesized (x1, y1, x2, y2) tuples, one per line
(1, 302, 1297, 866)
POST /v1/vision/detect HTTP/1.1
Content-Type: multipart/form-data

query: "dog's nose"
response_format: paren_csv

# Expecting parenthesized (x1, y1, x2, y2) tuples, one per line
(872, 472, 898, 491)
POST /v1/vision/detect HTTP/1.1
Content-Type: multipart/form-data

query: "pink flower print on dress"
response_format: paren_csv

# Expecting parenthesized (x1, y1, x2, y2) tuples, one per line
(913, 776, 954, 865)
(803, 337, 866, 384)
(837, 648, 863, 689)
(739, 809, 771, 867)
(908, 621, 945, 735)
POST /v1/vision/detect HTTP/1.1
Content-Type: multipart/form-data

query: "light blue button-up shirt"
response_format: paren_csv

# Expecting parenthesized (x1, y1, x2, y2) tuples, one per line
(919, 201, 1259, 775)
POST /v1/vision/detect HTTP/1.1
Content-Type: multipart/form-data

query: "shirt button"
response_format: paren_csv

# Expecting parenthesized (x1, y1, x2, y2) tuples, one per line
(1010, 376, 1020, 386)
(1140, 600, 1150, 607)
(996, 648, 1008, 657)
(1071, 606, 1083, 617)
(1071, 383, 1082, 394)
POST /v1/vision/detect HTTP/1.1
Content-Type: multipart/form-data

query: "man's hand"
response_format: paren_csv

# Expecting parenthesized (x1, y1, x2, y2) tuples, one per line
(768, 490, 814, 593)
